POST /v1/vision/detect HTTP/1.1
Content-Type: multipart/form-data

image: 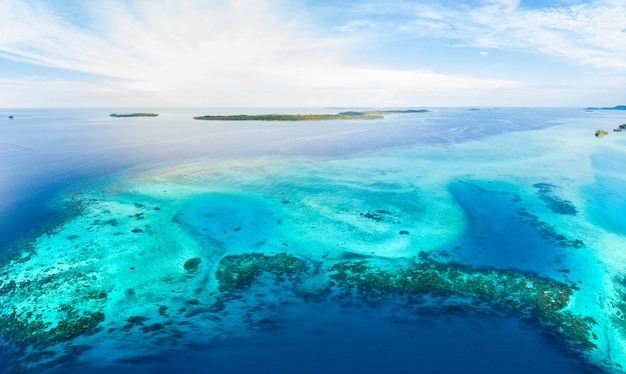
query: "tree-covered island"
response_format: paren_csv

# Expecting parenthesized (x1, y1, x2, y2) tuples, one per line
(193, 109, 429, 121)
(110, 113, 159, 117)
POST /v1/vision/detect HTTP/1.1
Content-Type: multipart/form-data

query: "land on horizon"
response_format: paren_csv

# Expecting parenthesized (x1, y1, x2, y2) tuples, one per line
(193, 110, 429, 121)
(110, 113, 159, 117)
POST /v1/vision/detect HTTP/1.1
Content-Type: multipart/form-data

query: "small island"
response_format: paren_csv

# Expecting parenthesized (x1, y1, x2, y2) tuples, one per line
(193, 109, 429, 121)
(110, 113, 159, 118)
(585, 105, 626, 111)
(595, 130, 609, 138)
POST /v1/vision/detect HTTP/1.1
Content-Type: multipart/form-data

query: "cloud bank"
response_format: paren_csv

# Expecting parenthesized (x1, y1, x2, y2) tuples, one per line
(0, 0, 624, 107)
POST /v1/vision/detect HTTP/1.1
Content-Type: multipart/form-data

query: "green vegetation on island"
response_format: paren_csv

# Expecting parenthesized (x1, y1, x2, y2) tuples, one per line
(110, 113, 159, 117)
(363, 109, 430, 114)
(193, 109, 429, 121)
(193, 113, 383, 121)
(595, 130, 609, 138)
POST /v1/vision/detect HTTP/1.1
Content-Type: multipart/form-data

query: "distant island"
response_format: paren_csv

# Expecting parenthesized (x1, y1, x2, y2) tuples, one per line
(362, 109, 430, 114)
(193, 109, 429, 121)
(110, 113, 159, 117)
(595, 130, 609, 138)
(584, 105, 626, 111)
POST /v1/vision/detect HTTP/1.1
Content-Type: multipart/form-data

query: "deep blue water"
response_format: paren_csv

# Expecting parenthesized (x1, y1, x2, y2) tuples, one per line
(59, 302, 602, 374)
(444, 180, 568, 278)
(0, 107, 618, 373)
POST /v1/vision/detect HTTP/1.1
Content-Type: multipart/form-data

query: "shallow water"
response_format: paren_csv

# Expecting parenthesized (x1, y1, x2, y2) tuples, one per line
(0, 107, 624, 373)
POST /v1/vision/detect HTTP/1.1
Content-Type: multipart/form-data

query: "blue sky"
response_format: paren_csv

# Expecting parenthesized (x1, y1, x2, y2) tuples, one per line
(1, 0, 625, 107)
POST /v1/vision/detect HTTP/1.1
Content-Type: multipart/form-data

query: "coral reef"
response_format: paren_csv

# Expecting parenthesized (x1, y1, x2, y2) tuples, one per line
(517, 208, 585, 248)
(214, 252, 598, 351)
(216, 253, 311, 292)
(533, 183, 578, 215)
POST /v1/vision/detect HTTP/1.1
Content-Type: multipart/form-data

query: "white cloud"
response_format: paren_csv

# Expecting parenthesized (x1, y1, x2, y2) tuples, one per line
(488, 3, 626, 68)
(481, 0, 521, 13)
(0, 0, 533, 106)
(334, 20, 378, 33)
(1, 0, 323, 79)
(0, 0, 624, 107)
(404, 0, 626, 69)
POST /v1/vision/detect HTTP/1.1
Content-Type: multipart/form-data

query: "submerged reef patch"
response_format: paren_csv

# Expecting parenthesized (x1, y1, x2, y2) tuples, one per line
(214, 252, 599, 352)
(517, 208, 585, 248)
(184, 257, 201, 272)
(610, 277, 626, 340)
(1, 244, 599, 370)
(0, 265, 108, 347)
(216, 253, 311, 292)
(533, 183, 578, 215)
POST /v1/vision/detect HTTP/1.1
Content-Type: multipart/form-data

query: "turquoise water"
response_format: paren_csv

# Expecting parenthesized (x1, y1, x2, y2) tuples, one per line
(0, 107, 624, 372)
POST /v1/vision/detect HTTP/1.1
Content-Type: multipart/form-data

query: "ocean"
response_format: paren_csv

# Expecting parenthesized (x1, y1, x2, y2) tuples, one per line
(0, 107, 623, 373)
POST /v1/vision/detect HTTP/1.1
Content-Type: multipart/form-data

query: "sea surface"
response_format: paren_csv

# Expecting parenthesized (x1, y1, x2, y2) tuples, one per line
(0, 107, 624, 373)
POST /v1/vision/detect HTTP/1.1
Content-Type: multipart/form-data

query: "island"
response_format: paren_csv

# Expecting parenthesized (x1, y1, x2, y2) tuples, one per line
(585, 105, 626, 111)
(110, 113, 159, 117)
(595, 130, 608, 138)
(193, 109, 429, 121)
(364, 109, 430, 114)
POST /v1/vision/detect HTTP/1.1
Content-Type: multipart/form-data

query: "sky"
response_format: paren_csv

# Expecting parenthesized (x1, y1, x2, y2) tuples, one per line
(0, 0, 625, 107)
